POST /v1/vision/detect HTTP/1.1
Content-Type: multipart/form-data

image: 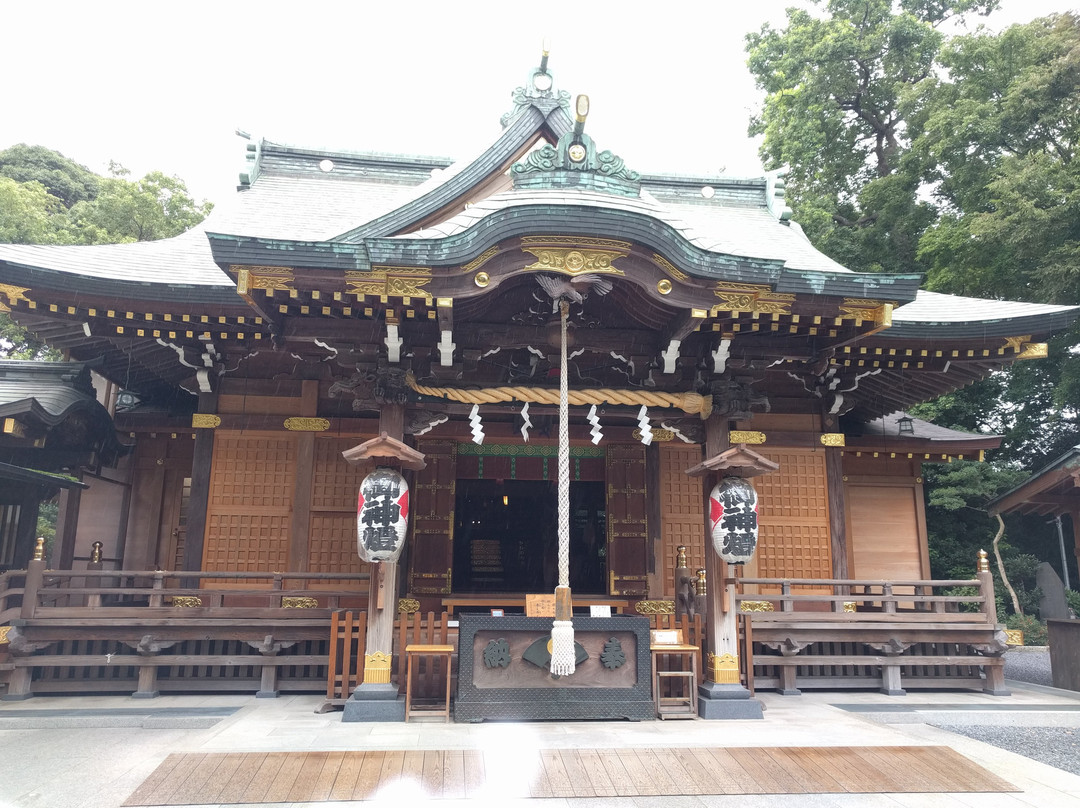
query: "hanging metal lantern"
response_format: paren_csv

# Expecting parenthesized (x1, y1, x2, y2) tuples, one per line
(356, 467, 410, 563)
(709, 476, 759, 564)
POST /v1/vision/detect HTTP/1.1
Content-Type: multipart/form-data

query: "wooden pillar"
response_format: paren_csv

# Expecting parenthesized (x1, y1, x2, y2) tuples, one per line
(361, 403, 404, 687)
(181, 393, 217, 574)
(54, 484, 82, 570)
(1070, 510, 1080, 585)
(824, 446, 849, 579)
(645, 442, 662, 591)
(703, 415, 730, 680)
(697, 416, 763, 719)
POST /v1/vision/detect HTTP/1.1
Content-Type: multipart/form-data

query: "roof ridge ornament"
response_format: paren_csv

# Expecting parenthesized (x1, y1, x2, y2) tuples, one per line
(500, 46, 571, 128)
(512, 94, 641, 196)
(765, 166, 793, 223)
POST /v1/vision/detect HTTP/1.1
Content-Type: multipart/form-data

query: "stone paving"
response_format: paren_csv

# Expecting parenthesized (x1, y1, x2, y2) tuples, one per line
(0, 674, 1077, 807)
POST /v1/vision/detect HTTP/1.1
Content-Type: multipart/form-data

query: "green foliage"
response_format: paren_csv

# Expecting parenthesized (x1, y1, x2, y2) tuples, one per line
(0, 144, 99, 208)
(1066, 588, 1080, 616)
(0, 148, 211, 359)
(0, 177, 69, 245)
(745, 0, 993, 274)
(1006, 613, 1048, 645)
(1002, 553, 1043, 616)
(66, 165, 212, 244)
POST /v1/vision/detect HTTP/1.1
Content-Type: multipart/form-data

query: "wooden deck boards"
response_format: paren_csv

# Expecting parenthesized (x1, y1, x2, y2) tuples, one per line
(123, 745, 1019, 805)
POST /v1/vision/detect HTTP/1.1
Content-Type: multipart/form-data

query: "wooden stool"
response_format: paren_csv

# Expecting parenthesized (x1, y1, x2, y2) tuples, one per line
(650, 630, 699, 720)
(404, 644, 454, 722)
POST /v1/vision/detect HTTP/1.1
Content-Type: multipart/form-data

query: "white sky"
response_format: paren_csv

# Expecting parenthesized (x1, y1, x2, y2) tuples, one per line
(2, 0, 1072, 207)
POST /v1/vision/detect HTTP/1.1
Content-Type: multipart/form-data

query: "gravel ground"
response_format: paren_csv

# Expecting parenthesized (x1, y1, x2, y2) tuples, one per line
(933, 648, 1080, 776)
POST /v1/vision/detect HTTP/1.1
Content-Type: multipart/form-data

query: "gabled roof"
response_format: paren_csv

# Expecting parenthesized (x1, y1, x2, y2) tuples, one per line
(988, 446, 1080, 517)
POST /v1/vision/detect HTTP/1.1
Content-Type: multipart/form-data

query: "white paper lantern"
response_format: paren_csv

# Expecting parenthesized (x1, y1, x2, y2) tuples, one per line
(709, 476, 759, 565)
(356, 467, 410, 563)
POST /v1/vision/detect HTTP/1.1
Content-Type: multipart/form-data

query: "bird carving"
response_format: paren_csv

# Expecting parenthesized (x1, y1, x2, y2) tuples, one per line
(535, 273, 613, 312)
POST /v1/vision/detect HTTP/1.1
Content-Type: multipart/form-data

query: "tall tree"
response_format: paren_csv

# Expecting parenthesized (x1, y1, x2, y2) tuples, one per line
(746, 0, 995, 274)
(0, 148, 212, 359)
(0, 144, 99, 208)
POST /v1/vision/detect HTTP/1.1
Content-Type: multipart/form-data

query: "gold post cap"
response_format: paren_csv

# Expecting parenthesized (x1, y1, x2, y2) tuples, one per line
(33, 537, 45, 561)
(977, 549, 990, 572)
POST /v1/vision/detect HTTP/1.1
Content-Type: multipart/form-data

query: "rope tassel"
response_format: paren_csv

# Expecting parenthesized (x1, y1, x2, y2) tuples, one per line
(550, 300, 575, 676)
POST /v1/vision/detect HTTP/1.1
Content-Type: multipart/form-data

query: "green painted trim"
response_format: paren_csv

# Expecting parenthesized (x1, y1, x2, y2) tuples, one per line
(456, 443, 605, 459)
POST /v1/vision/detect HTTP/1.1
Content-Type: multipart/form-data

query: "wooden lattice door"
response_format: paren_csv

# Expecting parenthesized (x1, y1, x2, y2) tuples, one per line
(605, 444, 648, 597)
(658, 445, 704, 597)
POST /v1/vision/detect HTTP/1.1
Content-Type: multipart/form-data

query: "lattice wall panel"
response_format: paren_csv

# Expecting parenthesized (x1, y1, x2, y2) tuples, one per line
(311, 437, 373, 511)
(203, 433, 295, 572)
(208, 434, 296, 509)
(754, 449, 831, 584)
(204, 513, 290, 572)
(658, 445, 704, 597)
(309, 514, 367, 574)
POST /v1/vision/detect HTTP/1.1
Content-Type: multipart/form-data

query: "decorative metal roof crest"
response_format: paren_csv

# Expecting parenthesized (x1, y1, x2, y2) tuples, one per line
(500, 48, 571, 128)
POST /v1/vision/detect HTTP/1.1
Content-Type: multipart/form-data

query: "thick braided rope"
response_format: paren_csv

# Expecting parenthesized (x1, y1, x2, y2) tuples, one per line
(557, 302, 570, 589)
(406, 375, 712, 416)
(550, 300, 575, 676)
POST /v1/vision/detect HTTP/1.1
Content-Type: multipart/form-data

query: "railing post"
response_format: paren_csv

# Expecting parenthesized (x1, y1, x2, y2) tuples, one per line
(976, 549, 998, 624)
(148, 572, 164, 607)
(272, 572, 284, 609)
(882, 583, 896, 614)
(20, 539, 47, 619)
(781, 581, 793, 612)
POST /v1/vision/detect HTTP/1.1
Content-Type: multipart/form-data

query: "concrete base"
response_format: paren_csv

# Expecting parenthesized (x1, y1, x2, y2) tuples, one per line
(697, 682, 764, 720)
(131, 691, 160, 699)
(342, 683, 406, 723)
(879, 688, 907, 696)
(777, 688, 802, 696)
(255, 690, 279, 699)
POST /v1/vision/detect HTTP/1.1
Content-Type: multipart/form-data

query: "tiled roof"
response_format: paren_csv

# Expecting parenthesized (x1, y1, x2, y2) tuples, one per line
(893, 290, 1077, 323)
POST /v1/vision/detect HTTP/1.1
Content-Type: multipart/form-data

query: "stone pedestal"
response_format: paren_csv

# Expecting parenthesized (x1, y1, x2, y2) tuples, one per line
(697, 682, 764, 719)
(341, 683, 406, 722)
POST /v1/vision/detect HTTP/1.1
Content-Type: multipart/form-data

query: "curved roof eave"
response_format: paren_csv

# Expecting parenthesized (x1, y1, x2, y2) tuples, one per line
(208, 203, 924, 303)
(886, 290, 1080, 339)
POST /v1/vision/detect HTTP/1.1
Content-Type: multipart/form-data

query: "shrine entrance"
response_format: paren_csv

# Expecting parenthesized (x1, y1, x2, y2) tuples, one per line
(452, 479, 606, 595)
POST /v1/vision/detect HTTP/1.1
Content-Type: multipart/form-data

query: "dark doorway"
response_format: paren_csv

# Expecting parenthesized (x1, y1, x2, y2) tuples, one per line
(453, 479, 606, 594)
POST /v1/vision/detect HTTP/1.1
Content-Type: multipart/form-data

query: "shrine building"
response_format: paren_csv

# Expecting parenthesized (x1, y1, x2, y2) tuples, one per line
(0, 56, 1076, 706)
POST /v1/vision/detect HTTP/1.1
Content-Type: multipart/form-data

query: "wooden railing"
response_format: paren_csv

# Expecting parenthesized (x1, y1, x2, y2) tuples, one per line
(735, 576, 995, 617)
(19, 568, 370, 617)
(734, 571, 1007, 695)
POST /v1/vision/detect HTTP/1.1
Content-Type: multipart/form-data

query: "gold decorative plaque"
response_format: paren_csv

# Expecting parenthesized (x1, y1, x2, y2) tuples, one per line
(398, 598, 421, 614)
(192, 414, 221, 429)
(739, 600, 774, 612)
(1002, 335, 1031, 353)
(0, 283, 32, 309)
(0, 625, 11, 644)
(843, 601, 857, 613)
(730, 430, 766, 444)
(634, 600, 675, 615)
(1004, 629, 1024, 646)
(283, 417, 330, 432)
(1017, 342, 1048, 360)
(522, 247, 626, 277)
(172, 596, 203, 608)
(820, 433, 846, 447)
(282, 596, 318, 608)
(632, 428, 674, 442)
